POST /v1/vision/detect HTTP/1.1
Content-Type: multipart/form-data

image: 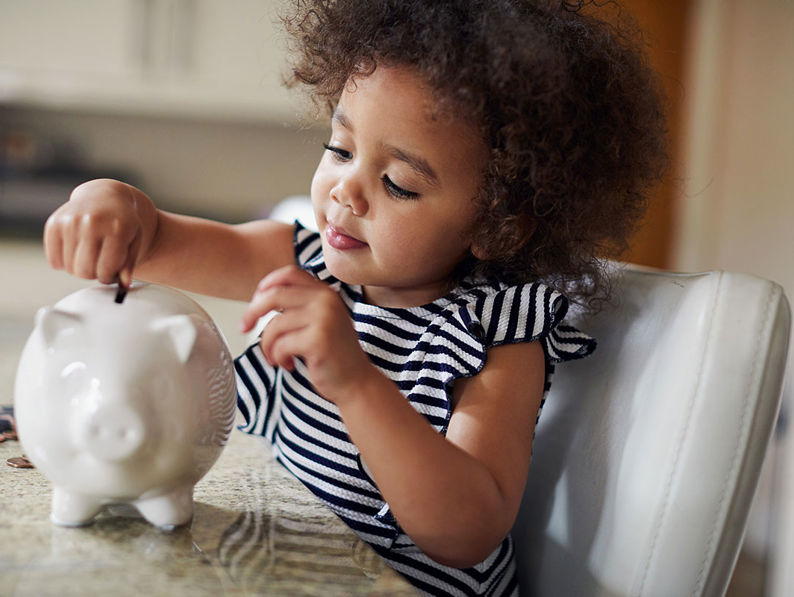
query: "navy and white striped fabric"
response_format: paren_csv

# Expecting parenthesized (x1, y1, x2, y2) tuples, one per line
(235, 223, 596, 596)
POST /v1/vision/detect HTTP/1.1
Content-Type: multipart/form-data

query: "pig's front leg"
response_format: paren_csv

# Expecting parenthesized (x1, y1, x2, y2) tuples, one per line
(135, 485, 194, 530)
(51, 486, 103, 526)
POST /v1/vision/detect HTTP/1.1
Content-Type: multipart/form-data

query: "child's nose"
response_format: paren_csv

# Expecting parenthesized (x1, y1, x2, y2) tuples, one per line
(331, 177, 368, 217)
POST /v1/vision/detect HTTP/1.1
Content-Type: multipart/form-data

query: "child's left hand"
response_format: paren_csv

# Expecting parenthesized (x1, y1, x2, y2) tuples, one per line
(240, 265, 376, 402)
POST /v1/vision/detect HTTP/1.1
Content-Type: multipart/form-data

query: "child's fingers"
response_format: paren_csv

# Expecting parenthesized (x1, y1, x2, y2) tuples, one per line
(241, 267, 308, 332)
(120, 229, 142, 288)
(118, 267, 134, 289)
(72, 236, 101, 280)
(257, 309, 308, 368)
(269, 335, 298, 371)
(264, 321, 318, 372)
(240, 285, 318, 333)
(95, 235, 122, 285)
(255, 264, 317, 293)
(43, 218, 64, 271)
(60, 219, 79, 274)
(239, 289, 280, 333)
(96, 233, 130, 285)
(58, 215, 99, 278)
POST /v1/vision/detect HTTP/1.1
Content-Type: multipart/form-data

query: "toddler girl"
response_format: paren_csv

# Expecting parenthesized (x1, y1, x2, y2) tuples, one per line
(43, 0, 667, 595)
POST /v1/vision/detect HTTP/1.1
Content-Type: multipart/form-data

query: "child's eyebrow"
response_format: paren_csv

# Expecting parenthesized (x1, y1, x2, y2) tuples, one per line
(332, 109, 439, 186)
(384, 145, 439, 187)
(332, 110, 353, 130)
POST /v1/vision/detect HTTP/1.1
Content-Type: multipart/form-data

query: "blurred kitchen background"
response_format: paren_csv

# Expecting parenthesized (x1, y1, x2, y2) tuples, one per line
(0, 1, 792, 595)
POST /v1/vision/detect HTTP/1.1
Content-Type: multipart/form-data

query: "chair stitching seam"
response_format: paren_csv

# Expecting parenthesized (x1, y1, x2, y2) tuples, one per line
(637, 273, 722, 596)
(693, 282, 776, 595)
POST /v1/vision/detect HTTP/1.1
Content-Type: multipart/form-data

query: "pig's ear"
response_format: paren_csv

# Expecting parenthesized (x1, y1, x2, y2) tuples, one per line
(151, 314, 198, 363)
(35, 307, 82, 347)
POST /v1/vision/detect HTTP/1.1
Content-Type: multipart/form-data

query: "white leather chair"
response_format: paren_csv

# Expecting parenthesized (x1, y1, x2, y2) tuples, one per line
(512, 266, 791, 596)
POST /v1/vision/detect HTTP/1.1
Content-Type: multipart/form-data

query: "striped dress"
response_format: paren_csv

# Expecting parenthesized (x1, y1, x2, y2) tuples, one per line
(235, 223, 595, 596)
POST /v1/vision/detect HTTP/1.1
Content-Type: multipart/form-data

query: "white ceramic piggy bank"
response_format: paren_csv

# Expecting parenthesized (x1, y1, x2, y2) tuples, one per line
(14, 282, 237, 529)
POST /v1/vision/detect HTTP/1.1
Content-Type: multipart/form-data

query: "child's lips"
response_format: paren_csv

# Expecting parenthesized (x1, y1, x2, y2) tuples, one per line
(325, 225, 367, 250)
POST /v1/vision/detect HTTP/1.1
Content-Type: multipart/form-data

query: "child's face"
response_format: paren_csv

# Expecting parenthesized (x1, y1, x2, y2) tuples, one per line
(311, 65, 487, 308)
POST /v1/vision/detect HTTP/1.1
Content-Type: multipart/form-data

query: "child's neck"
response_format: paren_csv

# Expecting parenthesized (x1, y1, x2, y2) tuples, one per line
(362, 280, 456, 309)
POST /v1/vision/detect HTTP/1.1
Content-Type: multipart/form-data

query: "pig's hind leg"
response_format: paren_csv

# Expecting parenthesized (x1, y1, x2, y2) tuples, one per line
(135, 485, 194, 530)
(51, 486, 103, 526)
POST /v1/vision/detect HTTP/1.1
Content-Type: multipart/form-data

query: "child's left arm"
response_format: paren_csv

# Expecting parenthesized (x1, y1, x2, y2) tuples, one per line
(241, 266, 545, 569)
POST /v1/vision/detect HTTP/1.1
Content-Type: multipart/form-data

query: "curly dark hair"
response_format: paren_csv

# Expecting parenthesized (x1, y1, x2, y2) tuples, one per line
(283, 0, 669, 304)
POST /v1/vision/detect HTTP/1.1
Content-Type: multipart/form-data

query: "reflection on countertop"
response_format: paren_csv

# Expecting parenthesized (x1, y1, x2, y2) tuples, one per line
(0, 427, 416, 596)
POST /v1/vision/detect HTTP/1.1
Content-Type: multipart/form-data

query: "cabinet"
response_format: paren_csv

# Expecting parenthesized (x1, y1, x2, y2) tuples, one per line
(0, 0, 298, 122)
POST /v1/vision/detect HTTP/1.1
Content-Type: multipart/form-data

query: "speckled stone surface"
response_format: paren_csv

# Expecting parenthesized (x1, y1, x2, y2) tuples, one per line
(0, 418, 417, 596)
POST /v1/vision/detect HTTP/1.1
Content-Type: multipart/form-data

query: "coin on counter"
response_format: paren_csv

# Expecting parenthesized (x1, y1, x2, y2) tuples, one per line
(6, 456, 34, 469)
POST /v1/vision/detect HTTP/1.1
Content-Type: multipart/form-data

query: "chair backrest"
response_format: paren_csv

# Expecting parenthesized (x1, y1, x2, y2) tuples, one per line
(512, 267, 790, 597)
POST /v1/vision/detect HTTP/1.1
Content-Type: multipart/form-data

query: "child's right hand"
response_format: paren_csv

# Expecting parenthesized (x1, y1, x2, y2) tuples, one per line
(43, 179, 158, 287)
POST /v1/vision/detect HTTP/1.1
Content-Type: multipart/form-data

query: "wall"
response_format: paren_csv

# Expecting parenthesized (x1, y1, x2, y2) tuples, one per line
(673, 0, 794, 594)
(620, 0, 690, 269)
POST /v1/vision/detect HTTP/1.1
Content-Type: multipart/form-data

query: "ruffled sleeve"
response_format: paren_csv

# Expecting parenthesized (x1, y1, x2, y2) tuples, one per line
(381, 281, 596, 440)
(454, 282, 596, 363)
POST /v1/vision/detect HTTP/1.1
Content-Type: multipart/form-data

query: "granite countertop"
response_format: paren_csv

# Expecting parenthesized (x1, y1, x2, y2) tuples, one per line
(0, 421, 416, 596)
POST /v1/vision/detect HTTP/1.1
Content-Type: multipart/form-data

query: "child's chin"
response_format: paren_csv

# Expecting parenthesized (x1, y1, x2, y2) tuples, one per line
(324, 255, 369, 286)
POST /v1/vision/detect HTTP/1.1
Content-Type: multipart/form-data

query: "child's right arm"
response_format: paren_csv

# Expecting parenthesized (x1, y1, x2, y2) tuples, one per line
(43, 178, 296, 301)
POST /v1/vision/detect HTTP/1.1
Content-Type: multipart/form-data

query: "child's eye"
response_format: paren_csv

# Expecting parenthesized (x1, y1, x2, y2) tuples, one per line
(382, 175, 420, 200)
(322, 143, 352, 162)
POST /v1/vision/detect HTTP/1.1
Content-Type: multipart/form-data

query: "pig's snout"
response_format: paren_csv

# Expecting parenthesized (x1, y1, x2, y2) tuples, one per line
(81, 404, 147, 462)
